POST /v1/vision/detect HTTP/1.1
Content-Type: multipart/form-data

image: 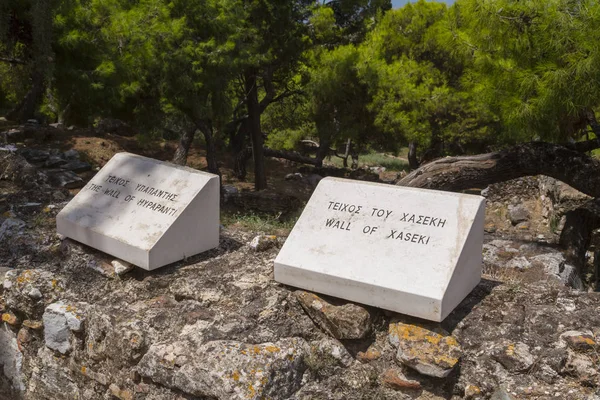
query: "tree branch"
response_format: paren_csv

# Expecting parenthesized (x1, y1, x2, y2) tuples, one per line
(0, 57, 26, 65)
(397, 141, 600, 198)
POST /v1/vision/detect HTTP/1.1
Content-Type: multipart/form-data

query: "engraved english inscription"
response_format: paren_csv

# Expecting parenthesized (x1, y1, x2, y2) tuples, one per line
(323, 198, 447, 246)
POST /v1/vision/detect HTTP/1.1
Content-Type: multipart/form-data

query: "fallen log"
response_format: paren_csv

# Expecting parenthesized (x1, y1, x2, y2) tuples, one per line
(397, 141, 600, 198)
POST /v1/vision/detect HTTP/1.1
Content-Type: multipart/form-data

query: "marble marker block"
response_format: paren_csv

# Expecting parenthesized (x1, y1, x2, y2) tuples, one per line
(57, 152, 219, 270)
(274, 177, 485, 321)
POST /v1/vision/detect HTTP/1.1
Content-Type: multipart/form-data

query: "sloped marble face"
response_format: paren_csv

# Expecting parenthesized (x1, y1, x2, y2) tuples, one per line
(57, 152, 220, 270)
(274, 177, 485, 322)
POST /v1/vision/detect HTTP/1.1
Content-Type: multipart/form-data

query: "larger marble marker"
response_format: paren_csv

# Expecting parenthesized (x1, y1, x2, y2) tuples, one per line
(57, 152, 219, 270)
(274, 177, 485, 322)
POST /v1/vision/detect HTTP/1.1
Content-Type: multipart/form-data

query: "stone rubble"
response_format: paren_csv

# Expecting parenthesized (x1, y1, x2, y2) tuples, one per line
(42, 302, 86, 354)
(388, 321, 462, 378)
(295, 290, 372, 339)
(0, 158, 599, 399)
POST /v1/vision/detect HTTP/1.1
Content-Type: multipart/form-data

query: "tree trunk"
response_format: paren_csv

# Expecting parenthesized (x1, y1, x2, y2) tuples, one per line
(232, 120, 249, 180)
(6, 0, 53, 122)
(244, 69, 267, 191)
(234, 147, 252, 181)
(315, 138, 331, 168)
(351, 147, 359, 169)
(408, 141, 419, 170)
(264, 147, 320, 165)
(559, 200, 600, 276)
(397, 141, 600, 198)
(196, 120, 220, 177)
(420, 125, 442, 164)
(343, 139, 351, 168)
(6, 70, 45, 122)
(172, 126, 196, 166)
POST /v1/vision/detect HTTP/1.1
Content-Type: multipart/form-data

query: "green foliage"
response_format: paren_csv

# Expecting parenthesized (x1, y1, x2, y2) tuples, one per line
(451, 0, 600, 142)
(220, 210, 298, 234)
(326, 150, 409, 171)
(4, 0, 600, 173)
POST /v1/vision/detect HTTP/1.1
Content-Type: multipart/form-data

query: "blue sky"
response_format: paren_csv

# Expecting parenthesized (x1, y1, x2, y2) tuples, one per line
(392, 0, 455, 7)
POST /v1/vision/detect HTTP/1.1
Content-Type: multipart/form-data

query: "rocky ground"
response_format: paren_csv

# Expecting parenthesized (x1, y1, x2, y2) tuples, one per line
(1, 132, 600, 399)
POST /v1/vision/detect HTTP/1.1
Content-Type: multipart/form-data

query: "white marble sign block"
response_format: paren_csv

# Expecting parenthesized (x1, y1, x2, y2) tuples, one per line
(57, 153, 219, 270)
(274, 177, 485, 322)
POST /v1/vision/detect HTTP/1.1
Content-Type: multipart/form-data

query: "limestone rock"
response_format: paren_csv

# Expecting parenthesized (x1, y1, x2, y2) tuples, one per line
(137, 337, 308, 399)
(3, 269, 65, 319)
(26, 347, 82, 400)
(530, 253, 582, 289)
(380, 369, 421, 390)
(0, 152, 42, 186)
(22, 320, 43, 330)
(357, 346, 382, 363)
(563, 351, 599, 382)
(62, 149, 79, 160)
(561, 331, 597, 351)
(44, 155, 67, 168)
(18, 148, 49, 163)
(0, 218, 25, 242)
(285, 173, 303, 181)
(505, 256, 531, 269)
(2, 311, 19, 326)
(508, 204, 530, 225)
(0, 324, 24, 393)
(295, 291, 371, 339)
(42, 302, 86, 354)
(46, 169, 84, 189)
(464, 384, 482, 398)
(249, 235, 278, 252)
(60, 160, 91, 173)
(490, 340, 534, 372)
(388, 321, 461, 378)
(112, 259, 133, 276)
(309, 337, 353, 368)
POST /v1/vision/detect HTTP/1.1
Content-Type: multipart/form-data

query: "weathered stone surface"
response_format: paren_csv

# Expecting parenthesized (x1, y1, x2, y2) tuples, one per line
(46, 169, 84, 189)
(1, 311, 19, 326)
(27, 347, 82, 400)
(0, 218, 25, 242)
(530, 253, 582, 288)
(464, 384, 482, 398)
(357, 346, 382, 363)
(138, 337, 308, 400)
(0, 324, 24, 394)
(112, 259, 133, 276)
(505, 256, 531, 269)
(380, 369, 421, 390)
(42, 302, 86, 354)
(0, 152, 43, 187)
(249, 234, 278, 252)
(561, 331, 597, 351)
(563, 350, 599, 382)
(18, 148, 50, 163)
(61, 160, 92, 173)
(490, 340, 535, 372)
(508, 204, 530, 225)
(490, 387, 517, 400)
(309, 337, 353, 368)
(482, 239, 584, 288)
(388, 321, 461, 378)
(22, 320, 43, 330)
(295, 290, 371, 339)
(0, 169, 599, 400)
(3, 269, 65, 319)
